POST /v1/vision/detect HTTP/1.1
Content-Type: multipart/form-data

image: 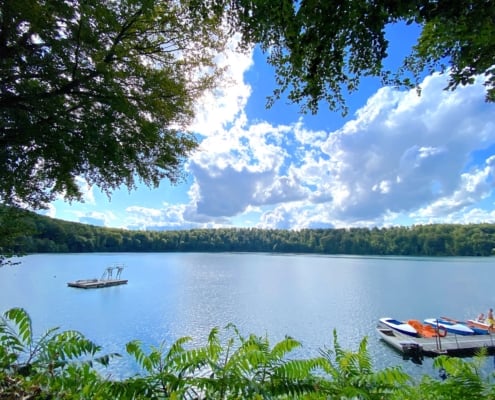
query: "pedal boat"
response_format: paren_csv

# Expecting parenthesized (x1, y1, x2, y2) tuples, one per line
(424, 317, 475, 336)
(379, 317, 418, 337)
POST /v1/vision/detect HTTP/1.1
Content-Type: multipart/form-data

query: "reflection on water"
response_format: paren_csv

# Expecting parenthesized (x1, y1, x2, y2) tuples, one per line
(1, 253, 495, 378)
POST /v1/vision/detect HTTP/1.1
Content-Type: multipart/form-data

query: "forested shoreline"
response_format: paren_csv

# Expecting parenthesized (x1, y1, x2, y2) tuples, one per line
(9, 210, 495, 257)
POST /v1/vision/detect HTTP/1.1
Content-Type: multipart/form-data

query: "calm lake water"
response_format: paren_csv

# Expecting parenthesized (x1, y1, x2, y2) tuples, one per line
(1, 253, 495, 379)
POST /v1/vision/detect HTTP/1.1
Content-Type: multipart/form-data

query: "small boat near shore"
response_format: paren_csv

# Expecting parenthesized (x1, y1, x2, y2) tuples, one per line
(67, 264, 128, 289)
(407, 319, 447, 338)
(439, 316, 490, 335)
(424, 317, 475, 336)
(379, 317, 418, 337)
(466, 318, 495, 333)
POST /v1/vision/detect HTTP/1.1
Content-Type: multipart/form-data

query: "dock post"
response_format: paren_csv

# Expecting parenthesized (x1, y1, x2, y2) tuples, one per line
(434, 320, 442, 351)
(435, 334, 442, 351)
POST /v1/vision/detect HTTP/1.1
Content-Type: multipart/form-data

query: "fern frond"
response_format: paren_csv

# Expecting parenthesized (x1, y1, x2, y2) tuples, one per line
(166, 335, 192, 360)
(126, 340, 154, 373)
(273, 357, 327, 380)
(270, 336, 301, 359)
(332, 329, 344, 360)
(4, 308, 32, 346)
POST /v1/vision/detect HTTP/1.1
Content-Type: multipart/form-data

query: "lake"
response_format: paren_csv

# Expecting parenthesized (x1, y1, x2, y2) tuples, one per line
(1, 252, 495, 379)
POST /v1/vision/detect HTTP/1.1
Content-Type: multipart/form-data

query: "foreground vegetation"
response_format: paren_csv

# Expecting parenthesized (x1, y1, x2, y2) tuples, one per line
(1, 308, 495, 399)
(5, 208, 495, 257)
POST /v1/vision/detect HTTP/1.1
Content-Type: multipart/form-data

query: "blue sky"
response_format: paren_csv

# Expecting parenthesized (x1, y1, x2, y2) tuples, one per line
(43, 23, 495, 230)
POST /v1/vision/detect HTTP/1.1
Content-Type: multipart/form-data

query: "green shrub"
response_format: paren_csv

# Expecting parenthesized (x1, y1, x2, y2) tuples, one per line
(2, 308, 495, 399)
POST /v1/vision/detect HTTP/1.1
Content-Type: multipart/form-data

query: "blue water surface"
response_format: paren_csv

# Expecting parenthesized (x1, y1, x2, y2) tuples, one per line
(1, 253, 494, 379)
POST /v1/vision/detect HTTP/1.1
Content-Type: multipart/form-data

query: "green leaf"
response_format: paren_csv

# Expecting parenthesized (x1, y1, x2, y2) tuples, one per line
(4, 308, 32, 346)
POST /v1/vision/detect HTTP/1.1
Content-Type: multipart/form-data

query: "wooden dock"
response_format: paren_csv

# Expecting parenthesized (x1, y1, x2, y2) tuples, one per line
(67, 278, 128, 289)
(67, 264, 128, 289)
(377, 324, 495, 358)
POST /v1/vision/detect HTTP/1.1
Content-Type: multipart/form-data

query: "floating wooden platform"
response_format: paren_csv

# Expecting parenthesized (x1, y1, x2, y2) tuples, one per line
(67, 278, 128, 289)
(67, 264, 127, 289)
(377, 324, 495, 358)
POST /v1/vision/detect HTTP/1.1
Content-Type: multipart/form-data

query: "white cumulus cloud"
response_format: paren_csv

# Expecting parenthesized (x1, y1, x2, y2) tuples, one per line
(179, 71, 495, 229)
(50, 53, 495, 231)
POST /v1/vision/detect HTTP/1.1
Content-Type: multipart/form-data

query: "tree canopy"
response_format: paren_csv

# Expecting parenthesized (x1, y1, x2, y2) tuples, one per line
(0, 0, 228, 209)
(1, 0, 493, 210)
(232, 0, 495, 114)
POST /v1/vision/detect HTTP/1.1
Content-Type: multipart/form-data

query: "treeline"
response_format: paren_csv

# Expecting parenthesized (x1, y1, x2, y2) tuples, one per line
(8, 211, 495, 256)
